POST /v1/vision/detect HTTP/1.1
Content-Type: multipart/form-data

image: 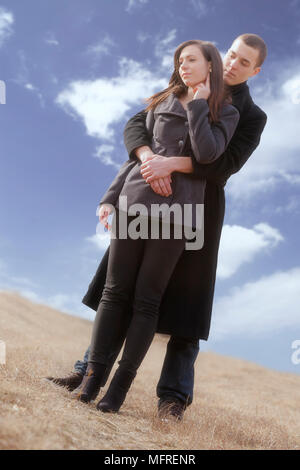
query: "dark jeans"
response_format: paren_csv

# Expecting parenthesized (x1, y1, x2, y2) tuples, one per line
(88, 212, 186, 377)
(74, 336, 199, 406)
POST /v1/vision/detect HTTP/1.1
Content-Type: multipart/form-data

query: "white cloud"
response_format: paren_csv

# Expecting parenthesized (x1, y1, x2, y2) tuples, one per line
(24, 82, 45, 107)
(217, 223, 284, 279)
(283, 75, 300, 104)
(85, 221, 284, 279)
(226, 67, 300, 200)
(45, 32, 59, 46)
(137, 31, 150, 43)
(46, 293, 78, 311)
(94, 144, 121, 169)
(86, 232, 111, 251)
(154, 29, 177, 71)
(16, 288, 41, 303)
(87, 35, 115, 57)
(13, 52, 44, 107)
(56, 57, 167, 164)
(17, 289, 92, 319)
(0, 261, 39, 291)
(212, 267, 300, 340)
(0, 7, 14, 47)
(0, 259, 93, 320)
(8, 276, 38, 289)
(0, 258, 6, 272)
(13, 50, 29, 86)
(190, 0, 208, 17)
(126, 0, 149, 12)
(274, 196, 300, 215)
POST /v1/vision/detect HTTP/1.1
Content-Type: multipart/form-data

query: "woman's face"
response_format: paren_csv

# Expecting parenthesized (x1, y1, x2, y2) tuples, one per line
(178, 44, 210, 88)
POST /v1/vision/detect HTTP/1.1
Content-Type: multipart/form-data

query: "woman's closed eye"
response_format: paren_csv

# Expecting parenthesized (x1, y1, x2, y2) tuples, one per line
(179, 58, 196, 65)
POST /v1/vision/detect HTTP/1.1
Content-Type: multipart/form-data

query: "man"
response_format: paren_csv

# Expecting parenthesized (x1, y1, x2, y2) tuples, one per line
(47, 34, 267, 421)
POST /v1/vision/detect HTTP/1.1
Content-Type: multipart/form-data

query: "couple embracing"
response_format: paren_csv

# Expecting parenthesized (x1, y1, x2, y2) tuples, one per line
(47, 34, 267, 421)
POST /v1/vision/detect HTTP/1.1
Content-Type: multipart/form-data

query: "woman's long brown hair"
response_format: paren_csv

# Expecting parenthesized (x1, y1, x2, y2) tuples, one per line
(145, 40, 230, 123)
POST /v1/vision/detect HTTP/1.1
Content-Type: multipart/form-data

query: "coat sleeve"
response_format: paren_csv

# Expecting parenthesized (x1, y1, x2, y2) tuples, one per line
(186, 99, 240, 164)
(99, 110, 154, 207)
(99, 160, 137, 206)
(190, 106, 267, 185)
(123, 110, 152, 160)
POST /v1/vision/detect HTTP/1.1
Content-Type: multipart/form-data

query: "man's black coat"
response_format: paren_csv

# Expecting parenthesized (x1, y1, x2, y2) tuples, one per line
(82, 81, 267, 340)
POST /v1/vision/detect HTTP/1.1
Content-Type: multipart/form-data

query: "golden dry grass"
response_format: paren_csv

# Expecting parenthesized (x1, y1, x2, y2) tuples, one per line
(0, 290, 299, 450)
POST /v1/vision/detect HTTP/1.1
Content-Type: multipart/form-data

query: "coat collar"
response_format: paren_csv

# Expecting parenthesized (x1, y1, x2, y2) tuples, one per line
(154, 93, 187, 119)
(230, 81, 253, 116)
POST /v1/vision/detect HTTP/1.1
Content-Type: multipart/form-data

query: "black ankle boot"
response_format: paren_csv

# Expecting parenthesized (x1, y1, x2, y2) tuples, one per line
(96, 367, 136, 413)
(77, 363, 106, 403)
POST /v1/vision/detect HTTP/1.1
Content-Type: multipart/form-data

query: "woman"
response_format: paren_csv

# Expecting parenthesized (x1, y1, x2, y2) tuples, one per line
(77, 40, 239, 413)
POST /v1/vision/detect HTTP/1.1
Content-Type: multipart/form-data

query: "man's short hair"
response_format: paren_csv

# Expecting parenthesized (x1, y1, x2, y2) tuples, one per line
(236, 33, 267, 67)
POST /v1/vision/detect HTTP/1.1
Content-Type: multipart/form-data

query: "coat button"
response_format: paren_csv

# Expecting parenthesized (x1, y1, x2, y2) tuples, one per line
(178, 139, 184, 146)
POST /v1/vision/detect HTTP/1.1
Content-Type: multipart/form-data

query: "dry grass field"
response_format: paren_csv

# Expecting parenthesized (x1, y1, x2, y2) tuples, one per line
(0, 290, 299, 450)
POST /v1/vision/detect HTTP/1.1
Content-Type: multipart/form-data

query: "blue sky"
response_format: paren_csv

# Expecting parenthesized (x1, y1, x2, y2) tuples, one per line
(0, 0, 299, 374)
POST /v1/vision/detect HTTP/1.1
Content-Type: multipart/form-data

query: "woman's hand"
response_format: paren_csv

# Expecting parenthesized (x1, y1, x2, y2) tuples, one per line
(98, 204, 113, 231)
(149, 176, 172, 197)
(193, 72, 211, 101)
(140, 155, 173, 182)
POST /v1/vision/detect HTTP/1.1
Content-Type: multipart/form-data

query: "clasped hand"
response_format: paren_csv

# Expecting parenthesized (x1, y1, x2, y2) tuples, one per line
(99, 154, 173, 230)
(140, 154, 172, 197)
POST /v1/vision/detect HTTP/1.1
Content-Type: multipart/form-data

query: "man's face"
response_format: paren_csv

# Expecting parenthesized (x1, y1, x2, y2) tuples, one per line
(223, 38, 261, 85)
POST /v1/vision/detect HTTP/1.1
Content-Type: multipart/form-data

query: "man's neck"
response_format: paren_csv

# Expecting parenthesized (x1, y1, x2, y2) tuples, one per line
(228, 80, 248, 92)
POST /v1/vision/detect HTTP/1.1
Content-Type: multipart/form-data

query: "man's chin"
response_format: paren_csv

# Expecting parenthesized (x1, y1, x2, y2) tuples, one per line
(224, 75, 236, 86)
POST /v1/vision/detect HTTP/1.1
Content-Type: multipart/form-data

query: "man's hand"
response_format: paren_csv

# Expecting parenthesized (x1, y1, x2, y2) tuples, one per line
(135, 146, 154, 163)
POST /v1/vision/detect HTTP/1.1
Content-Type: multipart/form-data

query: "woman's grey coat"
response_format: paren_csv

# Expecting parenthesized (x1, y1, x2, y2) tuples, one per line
(82, 84, 267, 340)
(102, 94, 239, 230)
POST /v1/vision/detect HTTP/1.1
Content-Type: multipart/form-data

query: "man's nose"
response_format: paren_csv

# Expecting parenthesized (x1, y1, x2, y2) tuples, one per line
(229, 58, 238, 69)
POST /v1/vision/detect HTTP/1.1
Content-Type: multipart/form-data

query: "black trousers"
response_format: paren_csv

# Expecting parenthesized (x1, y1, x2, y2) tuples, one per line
(89, 213, 186, 375)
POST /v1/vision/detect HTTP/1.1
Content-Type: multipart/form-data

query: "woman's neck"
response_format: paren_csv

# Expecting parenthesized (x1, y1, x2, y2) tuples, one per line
(178, 88, 195, 109)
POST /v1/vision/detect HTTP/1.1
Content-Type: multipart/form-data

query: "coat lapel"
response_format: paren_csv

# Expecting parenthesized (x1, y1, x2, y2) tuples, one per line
(154, 93, 187, 119)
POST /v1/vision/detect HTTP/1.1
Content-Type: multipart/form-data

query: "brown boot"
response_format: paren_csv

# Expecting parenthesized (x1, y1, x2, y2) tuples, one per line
(76, 363, 107, 403)
(158, 397, 186, 421)
(46, 372, 83, 391)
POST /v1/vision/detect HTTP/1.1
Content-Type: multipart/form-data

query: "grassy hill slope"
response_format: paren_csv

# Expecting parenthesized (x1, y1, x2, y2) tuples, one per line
(0, 291, 299, 450)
